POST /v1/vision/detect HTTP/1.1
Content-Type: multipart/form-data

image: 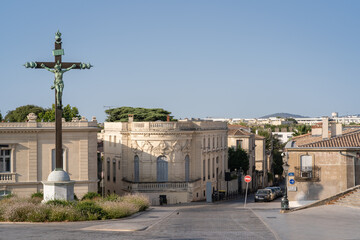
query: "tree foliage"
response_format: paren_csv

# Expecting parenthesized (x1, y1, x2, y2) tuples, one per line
(5, 105, 46, 122)
(105, 107, 176, 122)
(228, 147, 249, 174)
(4, 104, 80, 122)
(292, 124, 311, 136)
(38, 104, 81, 122)
(0, 111, 2, 121)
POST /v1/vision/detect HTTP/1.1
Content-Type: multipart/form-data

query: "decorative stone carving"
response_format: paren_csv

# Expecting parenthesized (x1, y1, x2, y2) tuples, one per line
(27, 113, 37, 122)
(142, 141, 153, 153)
(131, 140, 141, 155)
(182, 139, 191, 153)
(153, 140, 171, 156)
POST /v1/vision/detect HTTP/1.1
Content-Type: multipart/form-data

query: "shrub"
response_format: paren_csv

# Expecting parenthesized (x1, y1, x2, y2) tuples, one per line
(31, 192, 43, 199)
(122, 194, 150, 211)
(81, 192, 101, 201)
(75, 201, 107, 220)
(46, 199, 71, 207)
(27, 205, 51, 222)
(49, 206, 83, 222)
(99, 201, 137, 219)
(4, 202, 37, 222)
(105, 193, 120, 202)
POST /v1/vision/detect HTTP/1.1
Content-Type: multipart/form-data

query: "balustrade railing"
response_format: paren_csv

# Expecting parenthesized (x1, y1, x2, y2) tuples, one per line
(134, 182, 189, 190)
(0, 173, 16, 182)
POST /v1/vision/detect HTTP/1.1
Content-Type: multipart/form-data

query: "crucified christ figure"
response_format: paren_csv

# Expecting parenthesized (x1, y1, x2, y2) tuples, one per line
(41, 62, 76, 108)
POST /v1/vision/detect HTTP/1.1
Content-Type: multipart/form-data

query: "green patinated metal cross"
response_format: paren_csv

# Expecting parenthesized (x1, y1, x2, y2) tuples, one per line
(24, 31, 92, 170)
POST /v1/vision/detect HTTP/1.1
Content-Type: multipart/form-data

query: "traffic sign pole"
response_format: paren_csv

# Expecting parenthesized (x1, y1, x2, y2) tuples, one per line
(244, 175, 251, 208)
(244, 182, 249, 208)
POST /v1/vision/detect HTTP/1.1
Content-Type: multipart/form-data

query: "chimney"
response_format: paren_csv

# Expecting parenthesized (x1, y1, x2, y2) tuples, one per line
(128, 114, 134, 123)
(330, 122, 343, 138)
(322, 117, 329, 139)
(167, 115, 170, 122)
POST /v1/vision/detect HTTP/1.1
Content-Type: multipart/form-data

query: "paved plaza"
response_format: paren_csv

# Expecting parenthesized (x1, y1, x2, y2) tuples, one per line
(0, 197, 359, 240)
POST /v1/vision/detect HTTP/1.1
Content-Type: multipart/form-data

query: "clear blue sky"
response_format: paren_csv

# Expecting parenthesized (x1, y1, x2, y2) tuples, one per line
(1, 1, 360, 122)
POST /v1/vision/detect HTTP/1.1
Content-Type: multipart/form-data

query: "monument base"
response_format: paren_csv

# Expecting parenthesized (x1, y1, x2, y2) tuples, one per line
(42, 169, 75, 202)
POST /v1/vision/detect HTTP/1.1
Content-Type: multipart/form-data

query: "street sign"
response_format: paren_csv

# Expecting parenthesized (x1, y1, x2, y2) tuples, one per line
(289, 179, 295, 185)
(244, 175, 252, 183)
(244, 175, 251, 208)
(288, 172, 294, 176)
(288, 186, 297, 192)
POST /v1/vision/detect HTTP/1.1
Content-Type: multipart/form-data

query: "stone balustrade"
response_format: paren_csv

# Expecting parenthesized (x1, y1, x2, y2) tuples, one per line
(0, 121, 98, 129)
(0, 173, 16, 182)
(133, 182, 189, 191)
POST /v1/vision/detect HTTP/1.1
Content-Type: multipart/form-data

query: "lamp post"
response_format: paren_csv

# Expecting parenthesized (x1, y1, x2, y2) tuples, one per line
(281, 152, 289, 210)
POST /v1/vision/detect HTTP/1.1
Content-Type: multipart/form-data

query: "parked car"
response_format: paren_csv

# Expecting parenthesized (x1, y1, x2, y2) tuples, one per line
(273, 186, 283, 197)
(255, 189, 273, 202)
(266, 187, 281, 199)
(266, 188, 277, 200)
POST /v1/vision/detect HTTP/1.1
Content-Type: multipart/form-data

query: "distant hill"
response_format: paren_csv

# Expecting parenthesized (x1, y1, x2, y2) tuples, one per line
(260, 113, 308, 119)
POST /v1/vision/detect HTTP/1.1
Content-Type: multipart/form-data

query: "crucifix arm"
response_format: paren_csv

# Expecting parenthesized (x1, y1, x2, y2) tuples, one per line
(63, 64, 77, 72)
(40, 63, 55, 73)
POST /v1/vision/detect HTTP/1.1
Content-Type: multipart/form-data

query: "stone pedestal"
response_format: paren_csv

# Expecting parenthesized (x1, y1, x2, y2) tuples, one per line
(42, 169, 75, 202)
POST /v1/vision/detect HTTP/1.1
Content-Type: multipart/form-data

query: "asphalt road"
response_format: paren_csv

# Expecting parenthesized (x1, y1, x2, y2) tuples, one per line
(0, 196, 359, 240)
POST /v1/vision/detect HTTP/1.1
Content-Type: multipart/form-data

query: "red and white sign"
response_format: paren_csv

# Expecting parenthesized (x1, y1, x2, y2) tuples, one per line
(244, 175, 252, 183)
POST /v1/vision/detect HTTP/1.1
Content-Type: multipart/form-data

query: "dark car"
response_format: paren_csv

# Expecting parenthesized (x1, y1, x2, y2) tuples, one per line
(255, 189, 272, 202)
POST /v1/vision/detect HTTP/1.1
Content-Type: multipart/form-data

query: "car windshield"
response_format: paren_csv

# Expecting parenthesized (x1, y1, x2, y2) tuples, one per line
(257, 190, 269, 194)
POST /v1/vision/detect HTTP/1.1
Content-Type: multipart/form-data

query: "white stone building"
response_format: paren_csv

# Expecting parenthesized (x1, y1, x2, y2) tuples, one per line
(0, 114, 99, 198)
(102, 118, 229, 205)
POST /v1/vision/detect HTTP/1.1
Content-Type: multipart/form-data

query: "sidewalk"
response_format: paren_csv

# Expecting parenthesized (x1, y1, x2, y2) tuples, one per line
(80, 206, 176, 232)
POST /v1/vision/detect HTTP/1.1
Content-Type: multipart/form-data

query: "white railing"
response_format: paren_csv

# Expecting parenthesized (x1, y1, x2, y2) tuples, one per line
(0, 173, 16, 182)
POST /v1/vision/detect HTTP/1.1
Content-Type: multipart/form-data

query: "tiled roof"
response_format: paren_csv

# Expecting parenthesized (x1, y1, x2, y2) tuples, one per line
(255, 135, 265, 140)
(292, 128, 360, 148)
(228, 128, 252, 136)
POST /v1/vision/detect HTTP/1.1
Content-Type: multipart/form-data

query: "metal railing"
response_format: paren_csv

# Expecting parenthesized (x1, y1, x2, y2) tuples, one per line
(294, 166, 321, 182)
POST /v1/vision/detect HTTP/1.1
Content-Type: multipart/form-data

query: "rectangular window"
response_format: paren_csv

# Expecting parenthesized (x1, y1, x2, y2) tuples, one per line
(107, 158, 110, 181)
(301, 155, 313, 172)
(113, 159, 116, 182)
(0, 149, 11, 172)
(203, 160, 205, 181)
(208, 159, 210, 179)
(236, 140, 242, 149)
(212, 158, 215, 178)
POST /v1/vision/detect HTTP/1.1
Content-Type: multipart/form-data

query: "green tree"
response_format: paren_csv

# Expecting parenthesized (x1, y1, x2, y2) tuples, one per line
(292, 124, 311, 136)
(105, 107, 176, 122)
(38, 104, 81, 122)
(228, 147, 249, 174)
(252, 127, 285, 176)
(0, 111, 2, 121)
(5, 105, 46, 122)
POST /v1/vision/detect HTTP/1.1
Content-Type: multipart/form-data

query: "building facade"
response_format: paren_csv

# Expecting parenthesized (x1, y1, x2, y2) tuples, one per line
(285, 118, 360, 207)
(0, 114, 99, 198)
(102, 118, 228, 205)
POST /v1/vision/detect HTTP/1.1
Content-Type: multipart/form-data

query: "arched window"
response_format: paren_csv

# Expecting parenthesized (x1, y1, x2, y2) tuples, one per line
(106, 158, 110, 181)
(134, 155, 139, 182)
(113, 159, 116, 182)
(185, 155, 190, 182)
(157, 156, 168, 182)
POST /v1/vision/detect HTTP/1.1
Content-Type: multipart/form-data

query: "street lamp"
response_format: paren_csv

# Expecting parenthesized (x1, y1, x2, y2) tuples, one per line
(281, 152, 289, 211)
